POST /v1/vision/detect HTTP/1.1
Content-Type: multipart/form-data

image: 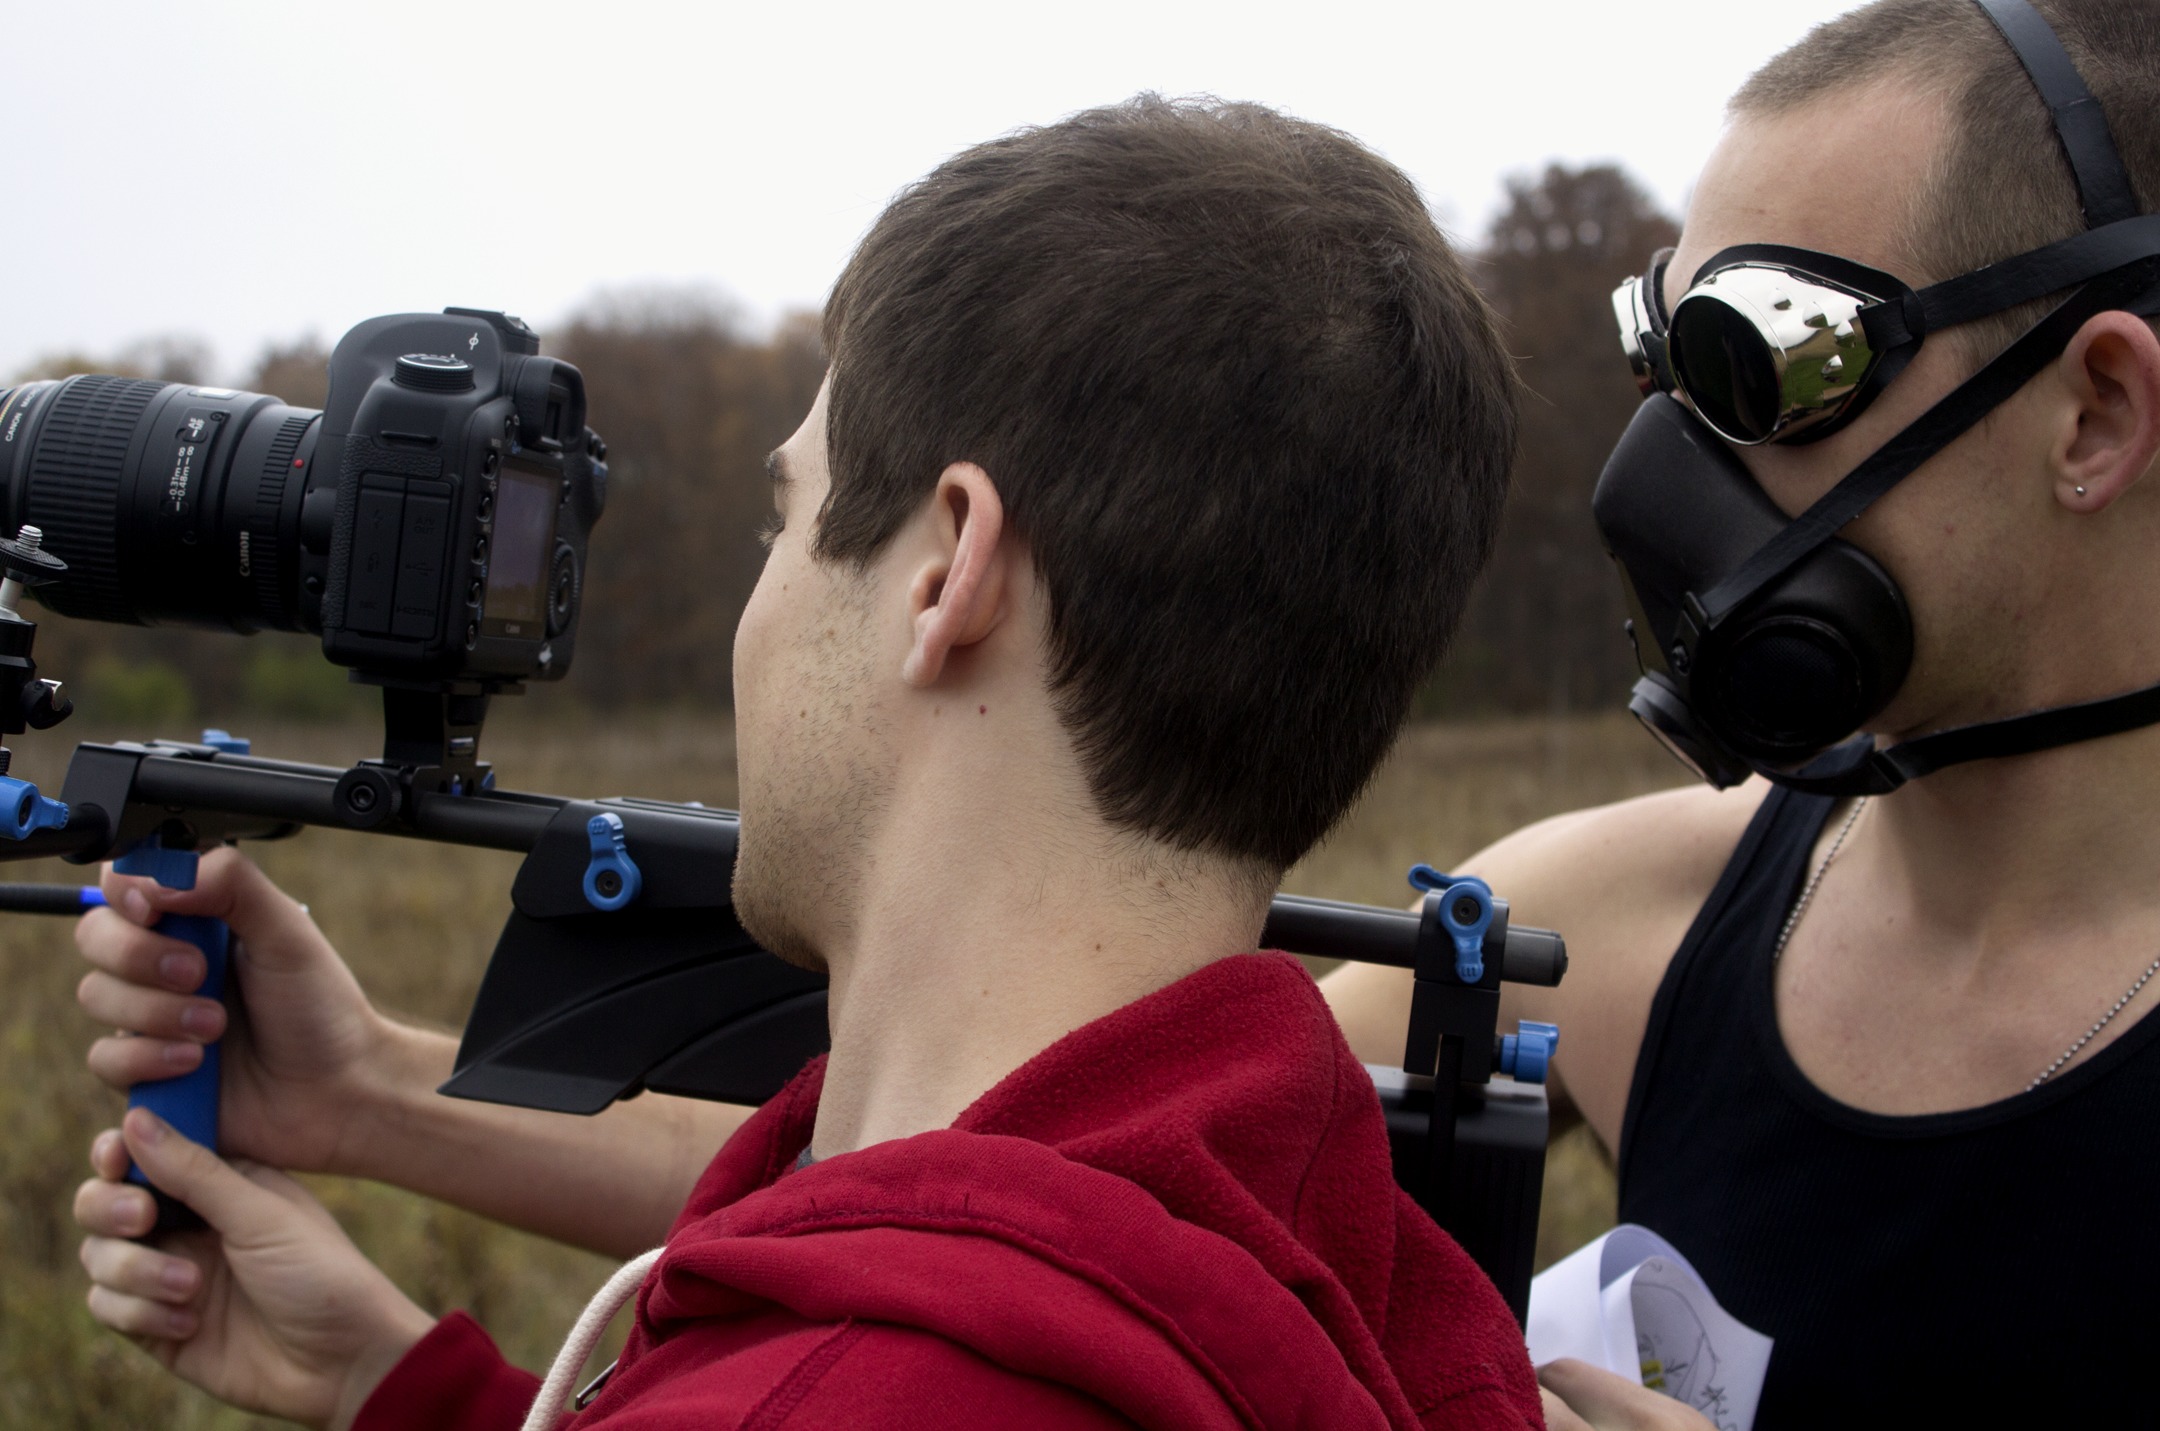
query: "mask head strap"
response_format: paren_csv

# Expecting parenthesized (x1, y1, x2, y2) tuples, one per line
(1691, 258, 2160, 633)
(1778, 679, 2160, 795)
(1976, 0, 2139, 228)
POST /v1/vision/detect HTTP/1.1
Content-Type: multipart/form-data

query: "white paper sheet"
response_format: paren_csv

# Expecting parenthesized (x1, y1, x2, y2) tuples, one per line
(1525, 1225, 1774, 1431)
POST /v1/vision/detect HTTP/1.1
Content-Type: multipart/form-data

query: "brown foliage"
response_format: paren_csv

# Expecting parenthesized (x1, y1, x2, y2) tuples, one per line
(1428, 164, 1680, 716)
(550, 293, 826, 709)
(11, 166, 1675, 728)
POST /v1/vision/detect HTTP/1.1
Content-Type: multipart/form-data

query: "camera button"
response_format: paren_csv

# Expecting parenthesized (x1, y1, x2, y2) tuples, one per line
(347, 490, 405, 634)
(391, 496, 451, 639)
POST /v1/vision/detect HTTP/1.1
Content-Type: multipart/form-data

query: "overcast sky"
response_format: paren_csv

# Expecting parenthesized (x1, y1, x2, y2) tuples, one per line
(5, 0, 1863, 383)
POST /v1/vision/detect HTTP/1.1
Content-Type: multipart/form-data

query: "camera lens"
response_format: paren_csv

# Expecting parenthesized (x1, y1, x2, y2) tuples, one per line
(0, 376, 321, 632)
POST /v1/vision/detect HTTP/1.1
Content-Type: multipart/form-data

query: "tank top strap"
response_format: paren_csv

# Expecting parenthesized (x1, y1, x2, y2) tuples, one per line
(1616, 782, 1836, 1181)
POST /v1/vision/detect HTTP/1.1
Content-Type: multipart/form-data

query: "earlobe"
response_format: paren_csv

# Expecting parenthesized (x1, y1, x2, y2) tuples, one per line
(2055, 314, 2160, 512)
(901, 464, 1008, 689)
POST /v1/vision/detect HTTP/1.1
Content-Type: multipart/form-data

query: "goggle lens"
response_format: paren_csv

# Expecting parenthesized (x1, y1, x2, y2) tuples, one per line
(1667, 297, 1784, 445)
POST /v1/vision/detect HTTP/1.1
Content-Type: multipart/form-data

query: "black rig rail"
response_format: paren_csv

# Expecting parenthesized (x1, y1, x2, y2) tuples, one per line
(0, 742, 1568, 983)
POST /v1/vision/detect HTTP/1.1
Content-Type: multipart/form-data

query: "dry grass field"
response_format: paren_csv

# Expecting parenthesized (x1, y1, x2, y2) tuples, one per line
(0, 709, 1685, 1427)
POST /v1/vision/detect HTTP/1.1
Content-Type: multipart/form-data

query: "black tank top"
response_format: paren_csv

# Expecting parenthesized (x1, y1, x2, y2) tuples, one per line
(1617, 783, 2160, 1428)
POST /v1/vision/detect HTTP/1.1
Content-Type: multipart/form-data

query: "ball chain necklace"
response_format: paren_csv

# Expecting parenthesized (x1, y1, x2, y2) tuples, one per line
(1773, 796, 2160, 1092)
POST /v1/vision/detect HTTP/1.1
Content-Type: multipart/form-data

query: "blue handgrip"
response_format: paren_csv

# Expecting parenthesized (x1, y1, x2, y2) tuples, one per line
(125, 914, 230, 1187)
(113, 840, 201, 890)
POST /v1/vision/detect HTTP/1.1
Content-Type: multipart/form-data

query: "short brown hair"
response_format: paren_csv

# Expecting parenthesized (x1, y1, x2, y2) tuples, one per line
(1733, 0, 2160, 359)
(817, 96, 1513, 872)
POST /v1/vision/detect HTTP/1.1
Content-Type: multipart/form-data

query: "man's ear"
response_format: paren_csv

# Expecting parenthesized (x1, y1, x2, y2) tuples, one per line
(901, 463, 1010, 688)
(2053, 312, 2160, 511)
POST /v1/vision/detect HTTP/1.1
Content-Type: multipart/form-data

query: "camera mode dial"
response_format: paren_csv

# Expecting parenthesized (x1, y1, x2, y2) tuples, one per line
(392, 353, 477, 393)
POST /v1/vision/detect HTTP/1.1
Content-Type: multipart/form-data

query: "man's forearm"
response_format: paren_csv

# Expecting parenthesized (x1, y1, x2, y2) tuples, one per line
(338, 1021, 752, 1257)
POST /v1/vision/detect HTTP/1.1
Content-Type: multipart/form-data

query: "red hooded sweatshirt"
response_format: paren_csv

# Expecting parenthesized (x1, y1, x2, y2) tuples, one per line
(354, 953, 1542, 1430)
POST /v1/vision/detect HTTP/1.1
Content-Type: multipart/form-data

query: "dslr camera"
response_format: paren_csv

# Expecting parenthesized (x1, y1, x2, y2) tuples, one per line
(0, 308, 605, 690)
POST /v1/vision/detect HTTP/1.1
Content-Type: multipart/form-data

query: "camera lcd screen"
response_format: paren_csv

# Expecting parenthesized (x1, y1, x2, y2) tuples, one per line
(486, 464, 558, 631)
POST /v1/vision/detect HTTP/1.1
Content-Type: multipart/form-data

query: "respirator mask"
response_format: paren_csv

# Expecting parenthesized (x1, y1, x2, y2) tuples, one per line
(1593, 0, 2160, 795)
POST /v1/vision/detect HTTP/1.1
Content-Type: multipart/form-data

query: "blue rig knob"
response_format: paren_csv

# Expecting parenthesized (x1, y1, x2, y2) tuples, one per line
(583, 812, 643, 911)
(0, 774, 68, 840)
(1409, 864, 1495, 983)
(1498, 1020, 1561, 1084)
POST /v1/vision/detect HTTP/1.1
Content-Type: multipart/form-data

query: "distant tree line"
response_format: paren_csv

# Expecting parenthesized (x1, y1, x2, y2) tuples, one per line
(10, 163, 1675, 730)
(1428, 163, 1679, 716)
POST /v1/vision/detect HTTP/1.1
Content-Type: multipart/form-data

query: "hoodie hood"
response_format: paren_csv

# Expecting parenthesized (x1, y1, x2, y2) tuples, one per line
(634, 952, 1539, 1430)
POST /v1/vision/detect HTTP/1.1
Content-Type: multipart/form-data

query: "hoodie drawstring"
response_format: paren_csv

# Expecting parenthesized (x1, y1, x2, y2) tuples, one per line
(520, 1246, 665, 1431)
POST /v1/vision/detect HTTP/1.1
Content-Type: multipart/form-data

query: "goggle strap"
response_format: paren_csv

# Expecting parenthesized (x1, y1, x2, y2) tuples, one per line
(1975, 0, 2139, 229)
(1914, 215, 2160, 333)
(1697, 259, 2159, 626)
(1767, 677, 2160, 796)
(1645, 248, 1676, 332)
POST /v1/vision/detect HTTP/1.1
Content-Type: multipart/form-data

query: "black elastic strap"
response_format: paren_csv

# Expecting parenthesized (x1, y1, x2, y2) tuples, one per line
(1916, 215, 2160, 331)
(1638, 248, 1677, 393)
(1975, 0, 2139, 228)
(1769, 678, 2160, 795)
(1697, 261, 2160, 625)
(1646, 247, 1676, 332)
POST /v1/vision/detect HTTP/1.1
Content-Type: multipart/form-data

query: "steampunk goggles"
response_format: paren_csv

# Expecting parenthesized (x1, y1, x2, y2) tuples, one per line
(1613, 246, 1934, 446)
(1618, 198, 2160, 445)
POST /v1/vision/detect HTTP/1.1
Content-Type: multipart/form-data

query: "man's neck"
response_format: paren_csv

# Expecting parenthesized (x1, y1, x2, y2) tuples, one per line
(1855, 716, 2160, 953)
(805, 792, 1268, 1161)
(1868, 585, 2160, 941)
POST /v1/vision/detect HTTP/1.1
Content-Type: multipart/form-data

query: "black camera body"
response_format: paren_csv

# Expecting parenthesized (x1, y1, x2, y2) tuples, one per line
(316, 309, 603, 686)
(0, 307, 606, 692)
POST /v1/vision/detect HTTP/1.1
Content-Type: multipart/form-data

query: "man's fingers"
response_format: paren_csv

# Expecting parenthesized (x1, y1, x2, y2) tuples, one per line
(85, 1281, 199, 1342)
(1541, 1387, 1596, 1431)
(75, 1174, 160, 1240)
(100, 846, 316, 959)
(86, 1031, 206, 1091)
(90, 1127, 130, 1179)
(76, 969, 225, 1043)
(80, 1232, 202, 1304)
(77, 907, 211, 991)
(121, 1108, 283, 1233)
(1538, 1358, 1711, 1430)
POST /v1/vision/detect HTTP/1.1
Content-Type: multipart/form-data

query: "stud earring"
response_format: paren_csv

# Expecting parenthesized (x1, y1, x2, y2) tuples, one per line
(2075, 485, 2088, 497)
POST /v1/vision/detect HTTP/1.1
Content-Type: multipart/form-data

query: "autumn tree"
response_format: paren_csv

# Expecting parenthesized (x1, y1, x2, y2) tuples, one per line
(551, 290, 826, 710)
(1429, 163, 1680, 715)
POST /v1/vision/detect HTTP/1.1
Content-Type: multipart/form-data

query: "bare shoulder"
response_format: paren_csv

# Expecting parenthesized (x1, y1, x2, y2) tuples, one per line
(1474, 778, 1769, 1146)
(1321, 777, 1770, 1151)
(1457, 778, 1770, 942)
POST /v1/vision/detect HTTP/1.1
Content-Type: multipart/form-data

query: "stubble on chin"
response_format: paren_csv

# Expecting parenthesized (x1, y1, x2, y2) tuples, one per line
(732, 825, 830, 975)
(732, 563, 888, 978)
